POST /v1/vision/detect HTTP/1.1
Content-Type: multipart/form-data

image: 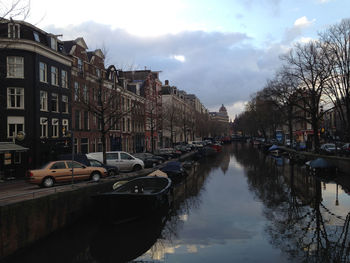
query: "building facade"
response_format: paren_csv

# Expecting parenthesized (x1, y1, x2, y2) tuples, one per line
(0, 20, 72, 172)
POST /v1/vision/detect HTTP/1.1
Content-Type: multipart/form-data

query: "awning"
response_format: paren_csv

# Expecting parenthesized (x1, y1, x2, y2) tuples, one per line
(0, 142, 29, 153)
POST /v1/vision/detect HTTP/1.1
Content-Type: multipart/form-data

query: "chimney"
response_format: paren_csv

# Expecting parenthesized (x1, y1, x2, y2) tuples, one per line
(165, 80, 169, 86)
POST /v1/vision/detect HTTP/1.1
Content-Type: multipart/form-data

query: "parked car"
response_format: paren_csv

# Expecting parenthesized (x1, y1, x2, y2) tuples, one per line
(27, 160, 107, 188)
(320, 143, 338, 155)
(133, 153, 164, 168)
(88, 159, 119, 176)
(58, 153, 119, 176)
(86, 151, 144, 172)
(341, 143, 350, 156)
(154, 148, 181, 160)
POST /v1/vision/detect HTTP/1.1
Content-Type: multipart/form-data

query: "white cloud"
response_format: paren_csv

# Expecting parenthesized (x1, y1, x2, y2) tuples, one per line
(294, 16, 315, 28)
(46, 22, 282, 118)
(170, 55, 186, 63)
(298, 37, 315, 43)
(283, 16, 315, 44)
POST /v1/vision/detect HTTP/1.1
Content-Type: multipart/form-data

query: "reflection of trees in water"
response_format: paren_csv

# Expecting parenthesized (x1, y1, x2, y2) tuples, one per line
(231, 143, 350, 263)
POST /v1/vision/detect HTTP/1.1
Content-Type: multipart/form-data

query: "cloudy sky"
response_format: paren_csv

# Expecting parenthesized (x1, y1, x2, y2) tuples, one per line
(22, 0, 350, 119)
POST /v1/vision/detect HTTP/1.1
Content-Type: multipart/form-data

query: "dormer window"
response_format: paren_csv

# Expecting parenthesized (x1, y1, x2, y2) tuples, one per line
(8, 23, 20, 38)
(33, 31, 40, 42)
(50, 37, 57, 50)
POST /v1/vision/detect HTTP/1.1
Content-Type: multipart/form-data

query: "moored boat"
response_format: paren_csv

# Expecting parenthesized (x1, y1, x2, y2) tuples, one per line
(92, 176, 172, 222)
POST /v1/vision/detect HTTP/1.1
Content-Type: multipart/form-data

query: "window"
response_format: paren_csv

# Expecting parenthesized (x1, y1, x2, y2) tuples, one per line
(40, 91, 48, 111)
(77, 58, 83, 72)
(7, 56, 24, 78)
(121, 152, 133, 160)
(7, 88, 24, 109)
(8, 23, 20, 38)
(83, 111, 89, 130)
(62, 95, 69, 113)
(97, 138, 102, 152)
(96, 68, 101, 78)
(127, 118, 130, 132)
(83, 85, 88, 102)
(51, 66, 58, 86)
(75, 110, 81, 130)
(40, 117, 48, 138)
(81, 138, 88, 154)
(61, 70, 68, 88)
(50, 37, 57, 50)
(50, 162, 66, 169)
(74, 82, 79, 101)
(67, 161, 84, 169)
(39, 62, 47, 82)
(7, 116, 24, 138)
(106, 153, 118, 160)
(51, 93, 59, 112)
(122, 118, 125, 132)
(62, 119, 69, 136)
(33, 31, 40, 42)
(52, 118, 59, 137)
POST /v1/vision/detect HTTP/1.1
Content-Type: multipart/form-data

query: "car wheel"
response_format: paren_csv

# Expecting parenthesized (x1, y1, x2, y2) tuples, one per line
(42, 177, 54, 188)
(91, 172, 101, 182)
(133, 164, 142, 171)
(108, 169, 117, 177)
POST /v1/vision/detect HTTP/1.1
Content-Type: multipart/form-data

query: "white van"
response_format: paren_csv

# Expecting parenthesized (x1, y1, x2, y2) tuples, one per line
(86, 151, 144, 172)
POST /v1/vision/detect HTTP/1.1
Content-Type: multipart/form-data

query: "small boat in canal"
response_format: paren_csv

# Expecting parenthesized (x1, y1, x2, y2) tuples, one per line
(92, 176, 172, 222)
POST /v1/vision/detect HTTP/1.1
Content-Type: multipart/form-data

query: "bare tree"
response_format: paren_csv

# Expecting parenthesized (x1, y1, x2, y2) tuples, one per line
(320, 18, 350, 141)
(77, 74, 132, 164)
(0, 0, 30, 22)
(162, 101, 179, 147)
(281, 41, 332, 151)
(263, 69, 299, 146)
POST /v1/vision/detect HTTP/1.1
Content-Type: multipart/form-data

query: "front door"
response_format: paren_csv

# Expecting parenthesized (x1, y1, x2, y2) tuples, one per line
(119, 152, 134, 171)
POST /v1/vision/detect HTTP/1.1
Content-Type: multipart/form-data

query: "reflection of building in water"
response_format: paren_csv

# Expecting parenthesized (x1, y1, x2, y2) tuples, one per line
(220, 151, 230, 174)
(138, 159, 213, 262)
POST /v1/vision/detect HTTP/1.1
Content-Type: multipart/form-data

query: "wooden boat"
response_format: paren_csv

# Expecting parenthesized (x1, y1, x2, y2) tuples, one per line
(92, 176, 172, 222)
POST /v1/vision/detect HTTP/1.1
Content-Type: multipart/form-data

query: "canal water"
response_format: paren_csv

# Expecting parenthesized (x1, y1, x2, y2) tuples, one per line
(2, 143, 350, 263)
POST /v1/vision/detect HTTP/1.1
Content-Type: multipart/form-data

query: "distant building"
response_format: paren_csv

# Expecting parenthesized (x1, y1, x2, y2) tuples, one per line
(210, 104, 229, 123)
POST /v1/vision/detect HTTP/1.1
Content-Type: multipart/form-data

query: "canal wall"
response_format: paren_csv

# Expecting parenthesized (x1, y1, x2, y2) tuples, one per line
(278, 146, 350, 175)
(0, 153, 198, 260)
(0, 170, 149, 260)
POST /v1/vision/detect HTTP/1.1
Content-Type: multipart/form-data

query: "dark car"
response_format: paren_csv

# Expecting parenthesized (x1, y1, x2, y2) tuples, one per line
(320, 143, 339, 155)
(340, 143, 350, 156)
(133, 153, 163, 168)
(159, 161, 187, 183)
(88, 159, 119, 176)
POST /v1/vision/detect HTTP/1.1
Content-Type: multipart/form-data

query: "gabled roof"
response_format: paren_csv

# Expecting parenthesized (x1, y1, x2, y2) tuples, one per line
(75, 37, 88, 49)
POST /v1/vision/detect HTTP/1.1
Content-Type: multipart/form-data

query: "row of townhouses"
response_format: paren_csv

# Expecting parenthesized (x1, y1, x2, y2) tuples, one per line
(0, 20, 208, 178)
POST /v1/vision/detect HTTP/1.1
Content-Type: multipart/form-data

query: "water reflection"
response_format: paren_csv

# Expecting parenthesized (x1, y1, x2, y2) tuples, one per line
(233, 143, 350, 263)
(2, 144, 350, 263)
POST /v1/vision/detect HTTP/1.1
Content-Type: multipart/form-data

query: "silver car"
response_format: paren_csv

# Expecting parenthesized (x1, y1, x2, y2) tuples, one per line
(86, 151, 144, 172)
